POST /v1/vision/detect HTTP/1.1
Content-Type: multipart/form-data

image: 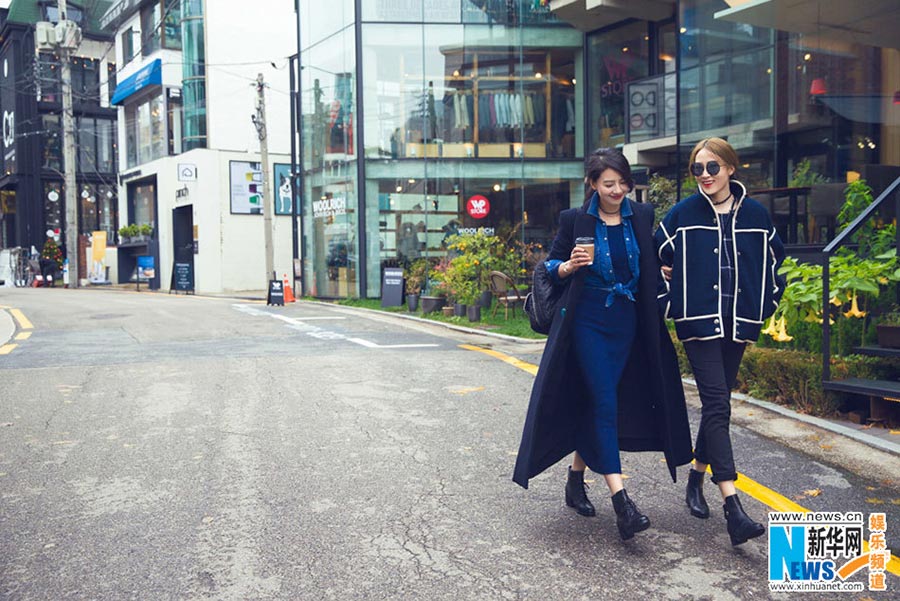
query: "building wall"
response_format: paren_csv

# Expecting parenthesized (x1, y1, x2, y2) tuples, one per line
(122, 148, 295, 293)
(108, 0, 299, 293)
(204, 0, 295, 155)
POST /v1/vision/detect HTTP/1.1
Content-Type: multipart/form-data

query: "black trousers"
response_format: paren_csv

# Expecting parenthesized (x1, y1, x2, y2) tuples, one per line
(683, 335, 746, 484)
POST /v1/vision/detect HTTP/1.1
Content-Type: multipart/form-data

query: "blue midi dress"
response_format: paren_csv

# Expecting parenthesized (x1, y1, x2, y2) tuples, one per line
(572, 224, 636, 475)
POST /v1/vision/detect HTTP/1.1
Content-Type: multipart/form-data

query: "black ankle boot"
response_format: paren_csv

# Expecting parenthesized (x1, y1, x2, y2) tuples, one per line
(686, 469, 710, 519)
(610, 489, 651, 540)
(565, 467, 595, 517)
(723, 494, 765, 546)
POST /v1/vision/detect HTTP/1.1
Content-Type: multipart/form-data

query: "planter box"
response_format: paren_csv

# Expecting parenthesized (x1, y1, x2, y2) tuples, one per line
(453, 303, 467, 317)
(478, 289, 492, 309)
(467, 304, 481, 322)
(441, 305, 454, 316)
(876, 324, 900, 349)
(406, 293, 419, 312)
(420, 296, 446, 314)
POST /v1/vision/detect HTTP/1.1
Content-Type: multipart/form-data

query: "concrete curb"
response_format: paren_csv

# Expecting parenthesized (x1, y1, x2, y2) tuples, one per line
(682, 377, 900, 457)
(0, 309, 14, 347)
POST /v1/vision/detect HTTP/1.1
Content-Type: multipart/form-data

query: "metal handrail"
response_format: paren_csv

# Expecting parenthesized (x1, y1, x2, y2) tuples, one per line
(822, 176, 900, 382)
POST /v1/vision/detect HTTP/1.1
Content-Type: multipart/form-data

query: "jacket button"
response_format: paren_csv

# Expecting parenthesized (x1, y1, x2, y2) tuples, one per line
(713, 284, 719, 290)
(715, 327, 721, 333)
(738, 288, 742, 293)
(713, 248, 719, 254)
(714, 318, 720, 324)
(561, 308, 566, 316)
(738, 251, 742, 256)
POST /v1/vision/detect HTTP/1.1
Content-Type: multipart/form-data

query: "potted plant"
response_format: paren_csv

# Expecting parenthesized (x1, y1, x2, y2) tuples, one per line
(139, 223, 154, 239)
(876, 308, 900, 349)
(421, 258, 450, 314)
(118, 223, 142, 244)
(403, 258, 427, 312)
(455, 280, 481, 321)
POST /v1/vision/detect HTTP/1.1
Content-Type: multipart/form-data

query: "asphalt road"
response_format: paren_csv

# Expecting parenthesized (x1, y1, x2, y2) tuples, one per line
(0, 287, 897, 600)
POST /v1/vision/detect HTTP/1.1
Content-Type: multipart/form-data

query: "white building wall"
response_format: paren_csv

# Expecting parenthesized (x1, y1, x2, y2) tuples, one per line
(203, 0, 295, 156)
(107, 0, 298, 294)
(125, 149, 295, 294)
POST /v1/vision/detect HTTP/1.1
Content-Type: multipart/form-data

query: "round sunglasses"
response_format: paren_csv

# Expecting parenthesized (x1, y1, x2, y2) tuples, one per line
(690, 161, 722, 177)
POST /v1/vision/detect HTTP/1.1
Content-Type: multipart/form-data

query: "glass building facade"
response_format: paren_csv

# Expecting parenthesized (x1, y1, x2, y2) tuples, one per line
(297, 0, 900, 298)
(298, 0, 584, 298)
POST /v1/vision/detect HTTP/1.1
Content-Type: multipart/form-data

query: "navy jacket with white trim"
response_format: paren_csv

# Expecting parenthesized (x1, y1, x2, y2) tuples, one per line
(654, 180, 786, 343)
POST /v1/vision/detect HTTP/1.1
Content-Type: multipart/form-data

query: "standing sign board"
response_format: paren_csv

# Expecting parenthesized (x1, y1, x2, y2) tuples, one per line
(381, 267, 404, 307)
(170, 261, 194, 294)
(267, 279, 285, 306)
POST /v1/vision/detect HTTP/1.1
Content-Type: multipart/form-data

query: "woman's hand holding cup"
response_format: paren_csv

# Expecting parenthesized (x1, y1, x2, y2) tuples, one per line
(562, 237, 594, 275)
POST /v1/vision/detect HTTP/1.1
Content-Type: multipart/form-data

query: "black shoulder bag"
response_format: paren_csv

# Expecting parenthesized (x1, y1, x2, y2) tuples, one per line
(524, 261, 566, 335)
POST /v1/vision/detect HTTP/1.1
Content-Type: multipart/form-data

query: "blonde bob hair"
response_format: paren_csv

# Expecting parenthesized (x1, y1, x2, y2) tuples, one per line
(688, 137, 740, 175)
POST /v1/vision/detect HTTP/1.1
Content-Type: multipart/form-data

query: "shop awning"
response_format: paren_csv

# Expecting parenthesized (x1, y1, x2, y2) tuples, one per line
(714, 0, 900, 50)
(111, 59, 162, 106)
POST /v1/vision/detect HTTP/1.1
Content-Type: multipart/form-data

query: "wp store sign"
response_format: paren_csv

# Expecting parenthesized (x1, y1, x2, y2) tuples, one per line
(467, 195, 490, 219)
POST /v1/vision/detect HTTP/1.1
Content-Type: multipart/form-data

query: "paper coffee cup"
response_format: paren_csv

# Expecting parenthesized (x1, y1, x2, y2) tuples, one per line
(575, 236, 595, 266)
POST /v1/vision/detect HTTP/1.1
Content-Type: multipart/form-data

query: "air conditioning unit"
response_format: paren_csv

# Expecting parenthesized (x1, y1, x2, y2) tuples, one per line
(35, 22, 56, 51)
(54, 20, 82, 50)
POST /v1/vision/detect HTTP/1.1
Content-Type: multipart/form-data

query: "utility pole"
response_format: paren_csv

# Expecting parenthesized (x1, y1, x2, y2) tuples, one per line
(57, 0, 80, 287)
(252, 74, 274, 288)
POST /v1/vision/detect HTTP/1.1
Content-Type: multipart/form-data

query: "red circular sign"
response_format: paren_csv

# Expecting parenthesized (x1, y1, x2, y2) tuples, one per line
(467, 195, 490, 219)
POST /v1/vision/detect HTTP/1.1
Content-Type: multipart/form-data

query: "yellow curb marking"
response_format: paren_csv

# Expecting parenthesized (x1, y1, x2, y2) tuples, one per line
(15, 332, 31, 341)
(0, 344, 17, 355)
(459, 344, 538, 376)
(10, 309, 33, 330)
(463, 344, 900, 577)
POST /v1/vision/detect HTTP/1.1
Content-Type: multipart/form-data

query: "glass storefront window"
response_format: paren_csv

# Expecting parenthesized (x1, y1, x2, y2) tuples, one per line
(679, 0, 775, 192)
(71, 57, 100, 104)
(37, 52, 61, 103)
(107, 63, 117, 104)
(130, 182, 156, 228)
(164, 0, 182, 50)
(371, 173, 574, 271)
(79, 184, 97, 235)
(125, 92, 167, 167)
(588, 21, 650, 149)
(97, 185, 118, 242)
(44, 182, 63, 238)
(141, 2, 162, 56)
(363, 24, 580, 160)
(302, 24, 359, 297)
(42, 115, 62, 172)
(78, 118, 97, 173)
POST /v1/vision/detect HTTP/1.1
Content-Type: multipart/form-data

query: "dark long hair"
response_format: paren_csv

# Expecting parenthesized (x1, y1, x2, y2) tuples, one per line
(583, 147, 634, 207)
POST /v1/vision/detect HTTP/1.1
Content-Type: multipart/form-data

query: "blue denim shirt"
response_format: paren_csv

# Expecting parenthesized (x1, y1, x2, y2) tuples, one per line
(546, 193, 641, 307)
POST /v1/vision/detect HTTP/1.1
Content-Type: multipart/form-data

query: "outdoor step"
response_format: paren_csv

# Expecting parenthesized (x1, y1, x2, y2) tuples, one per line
(823, 378, 900, 402)
(853, 345, 900, 358)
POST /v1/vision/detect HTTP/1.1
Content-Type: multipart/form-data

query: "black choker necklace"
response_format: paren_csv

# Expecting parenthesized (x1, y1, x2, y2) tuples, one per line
(712, 193, 733, 206)
(599, 205, 621, 216)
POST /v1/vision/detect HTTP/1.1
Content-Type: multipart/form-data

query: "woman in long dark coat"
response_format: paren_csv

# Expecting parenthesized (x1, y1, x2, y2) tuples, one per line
(513, 148, 693, 540)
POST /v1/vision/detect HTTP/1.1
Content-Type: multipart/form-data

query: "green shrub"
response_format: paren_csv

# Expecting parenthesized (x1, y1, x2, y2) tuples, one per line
(672, 333, 900, 417)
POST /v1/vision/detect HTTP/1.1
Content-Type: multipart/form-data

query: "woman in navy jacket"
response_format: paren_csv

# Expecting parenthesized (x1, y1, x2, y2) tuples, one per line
(655, 137, 785, 546)
(514, 148, 692, 541)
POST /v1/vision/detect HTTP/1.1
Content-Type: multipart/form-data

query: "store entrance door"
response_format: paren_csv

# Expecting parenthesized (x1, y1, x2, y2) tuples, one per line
(172, 205, 194, 289)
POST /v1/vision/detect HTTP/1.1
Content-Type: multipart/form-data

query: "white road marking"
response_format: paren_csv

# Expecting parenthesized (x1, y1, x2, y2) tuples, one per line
(232, 304, 438, 349)
(347, 338, 439, 349)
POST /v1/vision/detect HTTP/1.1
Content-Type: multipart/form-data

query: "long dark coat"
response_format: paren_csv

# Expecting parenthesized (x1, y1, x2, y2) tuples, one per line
(513, 200, 693, 488)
